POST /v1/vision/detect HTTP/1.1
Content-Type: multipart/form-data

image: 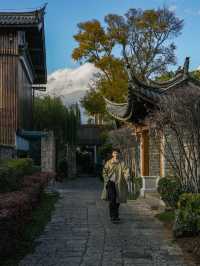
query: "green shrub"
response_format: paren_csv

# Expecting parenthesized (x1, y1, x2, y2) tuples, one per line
(157, 177, 182, 209)
(155, 210, 175, 223)
(173, 193, 200, 237)
(0, 166, 20, 192)
(134, 176, 143, 196)
(1, 158, 33, 176)
(0, 158, 33, 193)
(128, 176, 142, 200)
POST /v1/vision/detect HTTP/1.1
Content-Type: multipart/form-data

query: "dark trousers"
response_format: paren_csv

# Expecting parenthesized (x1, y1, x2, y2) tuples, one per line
(106, 180, 120, 218)
(109, 201, 120, 219)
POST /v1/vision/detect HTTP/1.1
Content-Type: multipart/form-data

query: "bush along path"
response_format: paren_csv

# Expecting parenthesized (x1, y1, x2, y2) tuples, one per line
(156, 176, 200, 265)
(19, 177, 195, 266)
(0, 191, 59, 266)
(0, 158, 58, 266)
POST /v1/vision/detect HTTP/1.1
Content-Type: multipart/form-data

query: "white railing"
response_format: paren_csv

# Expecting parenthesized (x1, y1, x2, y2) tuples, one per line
(140, 176, 160, 197)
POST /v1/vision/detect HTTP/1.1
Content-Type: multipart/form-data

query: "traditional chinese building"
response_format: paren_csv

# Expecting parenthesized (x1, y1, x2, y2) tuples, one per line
(105, 57, 200, 181)
(0, 6, 47, 157)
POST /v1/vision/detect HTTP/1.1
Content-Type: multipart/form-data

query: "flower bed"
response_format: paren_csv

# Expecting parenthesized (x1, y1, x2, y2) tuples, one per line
(0, 158, 34, 193)
(0, 171, 56, 257)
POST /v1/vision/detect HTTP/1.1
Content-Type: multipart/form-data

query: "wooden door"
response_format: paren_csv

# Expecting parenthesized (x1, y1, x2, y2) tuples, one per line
(140, 129, 149, 176)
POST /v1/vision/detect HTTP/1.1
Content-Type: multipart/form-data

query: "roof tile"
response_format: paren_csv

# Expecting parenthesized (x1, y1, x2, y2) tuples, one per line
(0, 8, 44, 26)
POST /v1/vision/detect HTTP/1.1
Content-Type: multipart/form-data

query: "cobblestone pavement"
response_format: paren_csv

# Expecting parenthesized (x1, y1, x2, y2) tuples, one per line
(19, 177, 195, 266)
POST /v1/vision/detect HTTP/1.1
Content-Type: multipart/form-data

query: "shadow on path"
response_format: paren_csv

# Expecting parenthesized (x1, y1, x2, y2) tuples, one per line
(19, 177, 194, 266)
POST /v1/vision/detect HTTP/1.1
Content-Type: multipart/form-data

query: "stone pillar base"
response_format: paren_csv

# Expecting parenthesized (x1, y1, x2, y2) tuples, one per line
(41, 131, 55, 173)
(66, 144, 76, 178)
(140, 176, 160, 197)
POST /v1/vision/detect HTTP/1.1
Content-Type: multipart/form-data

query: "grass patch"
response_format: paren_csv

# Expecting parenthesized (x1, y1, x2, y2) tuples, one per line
(155, 210, 175, 224)
(1, 191, 59, 266)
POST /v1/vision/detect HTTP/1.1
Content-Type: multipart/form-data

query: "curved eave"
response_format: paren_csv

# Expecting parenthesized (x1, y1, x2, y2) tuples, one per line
(127, 57, 192, 93)
(130, 72, 190, 92)
(104, 97, 133, 122)
(188, 76, 200, 87)
(128, 82, 161, 105)
(104, 57, 200, 123)
(128, 74, 200, 102)
(159, 77, 188, 94)
(149, 73, 186, 88)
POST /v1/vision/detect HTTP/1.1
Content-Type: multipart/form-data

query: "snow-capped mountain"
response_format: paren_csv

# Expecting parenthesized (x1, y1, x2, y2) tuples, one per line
(46, 63, 98, 100)
(37, 63, 99, 123)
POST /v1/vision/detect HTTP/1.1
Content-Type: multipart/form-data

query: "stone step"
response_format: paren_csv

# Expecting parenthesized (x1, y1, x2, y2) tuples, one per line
(141, 192, 166, 210)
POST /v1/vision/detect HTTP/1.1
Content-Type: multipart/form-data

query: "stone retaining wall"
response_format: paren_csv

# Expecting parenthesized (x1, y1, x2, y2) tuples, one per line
(0, 145, 16, 160)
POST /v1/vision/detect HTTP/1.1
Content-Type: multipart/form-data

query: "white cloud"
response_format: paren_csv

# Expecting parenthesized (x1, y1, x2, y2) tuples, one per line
(37, 63, 100, 123)
(169, 5, 177, 12)
(46, 63, 99, 98)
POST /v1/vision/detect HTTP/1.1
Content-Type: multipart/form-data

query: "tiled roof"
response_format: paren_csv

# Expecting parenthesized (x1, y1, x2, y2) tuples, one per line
(104, 98, 130, 121)
(105, 57, 200, 122)
(0, 6, 47, 84)
(0, 7, 45, 26)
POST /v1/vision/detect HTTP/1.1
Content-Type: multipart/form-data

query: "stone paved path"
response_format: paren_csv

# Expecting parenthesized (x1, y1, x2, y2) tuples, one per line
(19, 177, 194, 266)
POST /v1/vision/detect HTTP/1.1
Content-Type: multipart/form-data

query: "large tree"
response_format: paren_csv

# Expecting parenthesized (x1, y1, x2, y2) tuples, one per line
(72, 7, 183, 115)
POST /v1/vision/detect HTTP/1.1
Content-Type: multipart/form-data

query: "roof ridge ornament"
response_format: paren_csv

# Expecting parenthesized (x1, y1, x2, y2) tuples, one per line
(39, 3, 47, 15)
(183, 57, 190, 76)
(35, 3, 47, 21)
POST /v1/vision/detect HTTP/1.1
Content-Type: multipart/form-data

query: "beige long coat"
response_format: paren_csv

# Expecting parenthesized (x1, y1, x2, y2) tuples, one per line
(101, 159, 130, 203)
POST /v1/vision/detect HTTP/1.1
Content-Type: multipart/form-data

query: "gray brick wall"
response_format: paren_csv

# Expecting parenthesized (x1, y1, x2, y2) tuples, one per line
(149, 131, 160, 176)
(163, 129, 179, 177)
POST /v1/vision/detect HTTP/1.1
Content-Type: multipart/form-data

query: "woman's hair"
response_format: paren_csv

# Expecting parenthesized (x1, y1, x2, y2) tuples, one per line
(112, 148, 120, 153)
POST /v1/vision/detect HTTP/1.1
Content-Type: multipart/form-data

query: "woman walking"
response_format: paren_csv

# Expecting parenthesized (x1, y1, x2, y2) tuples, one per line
(101, 149, 130, 223)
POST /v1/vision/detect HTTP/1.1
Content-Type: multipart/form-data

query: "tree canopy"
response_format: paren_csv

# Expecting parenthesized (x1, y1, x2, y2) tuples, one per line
(72, 7, 183, 116)
(33, 96, 80, 144)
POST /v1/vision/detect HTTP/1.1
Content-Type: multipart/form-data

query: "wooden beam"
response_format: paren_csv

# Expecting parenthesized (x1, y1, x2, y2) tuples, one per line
(134, 124, 149, 133)
(160, 133, 165, 177)
(140, 129, 149, 176)
(29, 48, 43, 52)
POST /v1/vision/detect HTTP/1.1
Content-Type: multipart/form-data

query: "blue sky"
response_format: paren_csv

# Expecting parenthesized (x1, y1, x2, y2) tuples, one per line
(1, 0, 200, 74)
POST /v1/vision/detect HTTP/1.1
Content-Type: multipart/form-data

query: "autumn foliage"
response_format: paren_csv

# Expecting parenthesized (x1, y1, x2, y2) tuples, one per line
(72, 7, 183, 116)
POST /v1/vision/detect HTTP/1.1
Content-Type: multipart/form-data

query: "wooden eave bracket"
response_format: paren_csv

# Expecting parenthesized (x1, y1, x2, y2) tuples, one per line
(32, 84, 46, 91)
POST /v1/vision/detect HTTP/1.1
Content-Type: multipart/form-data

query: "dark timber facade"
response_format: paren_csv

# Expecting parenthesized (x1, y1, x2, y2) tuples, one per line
(0, 7, 47, 148)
